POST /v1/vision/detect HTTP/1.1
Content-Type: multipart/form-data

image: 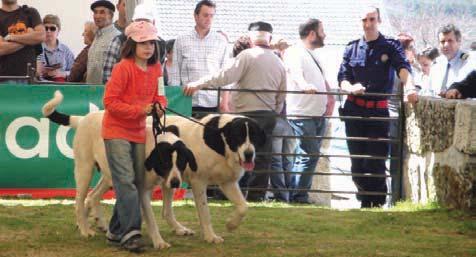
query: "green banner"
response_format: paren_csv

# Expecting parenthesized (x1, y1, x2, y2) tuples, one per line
(0, 84, 191, 188)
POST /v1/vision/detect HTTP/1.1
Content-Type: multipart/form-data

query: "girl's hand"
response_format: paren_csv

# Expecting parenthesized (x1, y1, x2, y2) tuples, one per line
(144, 104, 153, 115)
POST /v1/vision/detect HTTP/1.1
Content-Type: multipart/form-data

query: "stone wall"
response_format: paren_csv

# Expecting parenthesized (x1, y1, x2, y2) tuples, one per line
(404, 97, 476, 211)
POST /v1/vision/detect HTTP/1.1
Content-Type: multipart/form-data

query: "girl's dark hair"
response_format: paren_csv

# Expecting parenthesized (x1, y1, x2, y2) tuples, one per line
(121, 38, 160, 65)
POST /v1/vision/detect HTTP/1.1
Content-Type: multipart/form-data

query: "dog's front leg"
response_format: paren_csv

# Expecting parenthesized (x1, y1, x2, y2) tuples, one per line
(140, 189, 171, 249)
(191, 181, 224, 243)
(161, 183, 195, 236)
(220, 182, 248, 231)
(85, 176, 111, 232)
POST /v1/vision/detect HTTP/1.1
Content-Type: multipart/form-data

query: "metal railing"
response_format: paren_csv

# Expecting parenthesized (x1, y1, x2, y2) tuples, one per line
(199, 86, 405, 203)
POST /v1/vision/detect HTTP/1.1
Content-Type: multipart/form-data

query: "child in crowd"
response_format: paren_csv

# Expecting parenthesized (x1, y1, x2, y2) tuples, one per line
(102, 21, 167, 253)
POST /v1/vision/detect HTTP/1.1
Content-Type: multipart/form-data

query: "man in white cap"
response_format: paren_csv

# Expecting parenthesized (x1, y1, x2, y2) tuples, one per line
(184, 21, 287, 201)
(102, 2, 161, 84)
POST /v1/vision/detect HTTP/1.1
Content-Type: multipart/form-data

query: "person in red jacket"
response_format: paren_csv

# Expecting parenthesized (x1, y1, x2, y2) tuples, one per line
(102, 21, 167, 253)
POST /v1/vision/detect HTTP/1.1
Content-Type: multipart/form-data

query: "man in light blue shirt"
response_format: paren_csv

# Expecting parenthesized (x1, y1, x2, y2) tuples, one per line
(426, 24, 474, 96)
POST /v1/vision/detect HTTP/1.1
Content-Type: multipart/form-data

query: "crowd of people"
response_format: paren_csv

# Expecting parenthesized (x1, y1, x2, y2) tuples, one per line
(1, 0, 476, 252)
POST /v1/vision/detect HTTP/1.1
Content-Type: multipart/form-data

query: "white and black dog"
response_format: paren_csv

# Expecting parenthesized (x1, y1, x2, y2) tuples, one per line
(43, 91, 266, 244)
(162, 114, 266, 243)
(42, 91, 197, 249)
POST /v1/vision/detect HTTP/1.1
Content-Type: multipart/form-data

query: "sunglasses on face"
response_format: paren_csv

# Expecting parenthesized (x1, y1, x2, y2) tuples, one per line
(45, 26, 57, 32)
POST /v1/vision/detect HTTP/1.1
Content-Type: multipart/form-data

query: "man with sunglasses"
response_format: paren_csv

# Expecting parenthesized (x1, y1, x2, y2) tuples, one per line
(37, 14, 75, 82)
(0, 0, 45, 83)
(337, 6, 416, 208)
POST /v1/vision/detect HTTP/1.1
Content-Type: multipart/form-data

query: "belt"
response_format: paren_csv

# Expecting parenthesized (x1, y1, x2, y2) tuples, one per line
(347, 95, 388, 109)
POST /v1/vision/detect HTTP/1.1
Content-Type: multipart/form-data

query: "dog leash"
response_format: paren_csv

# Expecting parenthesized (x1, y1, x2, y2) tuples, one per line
(151, 101, 167, 146)
(162, 105, 222, 133)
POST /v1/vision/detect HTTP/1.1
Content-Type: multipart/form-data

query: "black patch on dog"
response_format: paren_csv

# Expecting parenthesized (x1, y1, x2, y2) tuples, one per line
(203, 116, 225, 156)
(222, 117, 266, 152)
(246, 118, 267, 147)
(164, 125, 180, 137)
(221, 118, 247, 152)
(47, 110, 70, 126)
(145, 142, 173, 177)
(145, 140, 198, 178)
(173, 141, 197, 172)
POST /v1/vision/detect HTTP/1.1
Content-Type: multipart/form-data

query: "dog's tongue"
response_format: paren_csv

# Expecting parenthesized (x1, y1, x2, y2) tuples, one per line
(242, 162, 255, 171)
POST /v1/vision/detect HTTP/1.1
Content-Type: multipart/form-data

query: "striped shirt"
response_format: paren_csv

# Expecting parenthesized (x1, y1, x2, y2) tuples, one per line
(86, 24, 120, 84)
(168, 29, 228, 107)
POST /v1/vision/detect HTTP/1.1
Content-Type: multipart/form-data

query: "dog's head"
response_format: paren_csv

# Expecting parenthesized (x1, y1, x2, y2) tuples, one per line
(145, 132, 197, 189)
(221, 117, 266, 171)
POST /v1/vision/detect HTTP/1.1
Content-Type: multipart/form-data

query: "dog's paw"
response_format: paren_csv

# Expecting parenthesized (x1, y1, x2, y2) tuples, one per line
(96, 222, 108, 233)
(226, 218, 241, 231)
(204, 234, 224, 244)
(79, 227, 96, 237)
(153, 240, 171, 249)
(175, 227, 195, 236)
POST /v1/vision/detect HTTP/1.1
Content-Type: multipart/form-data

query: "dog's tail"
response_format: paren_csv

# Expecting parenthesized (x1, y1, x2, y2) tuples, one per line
(42, 90, 82, 129)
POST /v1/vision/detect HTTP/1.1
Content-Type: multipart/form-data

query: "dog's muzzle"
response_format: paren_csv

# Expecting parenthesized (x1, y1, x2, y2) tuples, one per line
(240, 150, 255, 171)
(244, 150, 254, 163)
(170, 177, 181, 188)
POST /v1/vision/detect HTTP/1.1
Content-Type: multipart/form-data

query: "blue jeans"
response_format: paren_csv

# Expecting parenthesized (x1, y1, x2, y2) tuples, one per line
(288, 118, 327, 202)
(270, 118, 295, 202)
(104, 139, 145, 244)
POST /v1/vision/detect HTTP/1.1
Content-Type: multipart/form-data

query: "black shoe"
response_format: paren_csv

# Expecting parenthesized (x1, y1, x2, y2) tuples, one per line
(106, 237, 121, 247)
(121, 235, 145, 253)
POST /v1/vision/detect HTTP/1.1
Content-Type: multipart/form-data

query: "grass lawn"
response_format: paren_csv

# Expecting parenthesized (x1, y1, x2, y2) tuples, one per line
(0, 200, 475, 257)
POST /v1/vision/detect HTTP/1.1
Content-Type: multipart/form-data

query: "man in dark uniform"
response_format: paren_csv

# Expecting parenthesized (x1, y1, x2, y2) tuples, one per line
(337, 6, 417, 208)
(445, 70, 476, 99)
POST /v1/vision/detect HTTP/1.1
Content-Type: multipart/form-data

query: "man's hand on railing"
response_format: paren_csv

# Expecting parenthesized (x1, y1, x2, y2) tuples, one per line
(183, 82, 202, 96)
(302, 88, 317, 94)
(445, 89, 463, 99)
(341, 82, 366, 95)
(406, 92, 418, 104)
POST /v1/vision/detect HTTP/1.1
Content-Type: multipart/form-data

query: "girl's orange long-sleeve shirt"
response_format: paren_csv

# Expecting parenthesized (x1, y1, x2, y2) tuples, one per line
(102, 58, 167, 143)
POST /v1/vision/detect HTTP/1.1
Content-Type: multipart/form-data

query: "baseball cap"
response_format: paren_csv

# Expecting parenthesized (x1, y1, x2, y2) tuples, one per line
(132, 4, 155, 22)
(125, 21, 158, 42)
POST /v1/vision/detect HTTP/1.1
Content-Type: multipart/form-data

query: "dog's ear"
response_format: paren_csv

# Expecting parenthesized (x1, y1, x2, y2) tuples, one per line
(174, 141, 198, 172)
(164, 125, 180, 137)
(203, 116, 226, 156)
(145, 143, 173, 177)
(184, 147, 197, 172)
(248, 119, 266, 147)
(145, 147, 159, 172)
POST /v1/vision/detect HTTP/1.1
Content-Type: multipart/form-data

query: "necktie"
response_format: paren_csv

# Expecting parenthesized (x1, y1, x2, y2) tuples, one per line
(440, 62, 451, 92)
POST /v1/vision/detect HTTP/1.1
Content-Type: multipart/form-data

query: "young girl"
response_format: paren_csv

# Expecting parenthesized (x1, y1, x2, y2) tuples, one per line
(102, 21, 167, 253)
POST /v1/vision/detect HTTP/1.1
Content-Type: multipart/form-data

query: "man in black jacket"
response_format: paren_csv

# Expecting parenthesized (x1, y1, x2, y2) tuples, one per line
(445, 70, 476, 99)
